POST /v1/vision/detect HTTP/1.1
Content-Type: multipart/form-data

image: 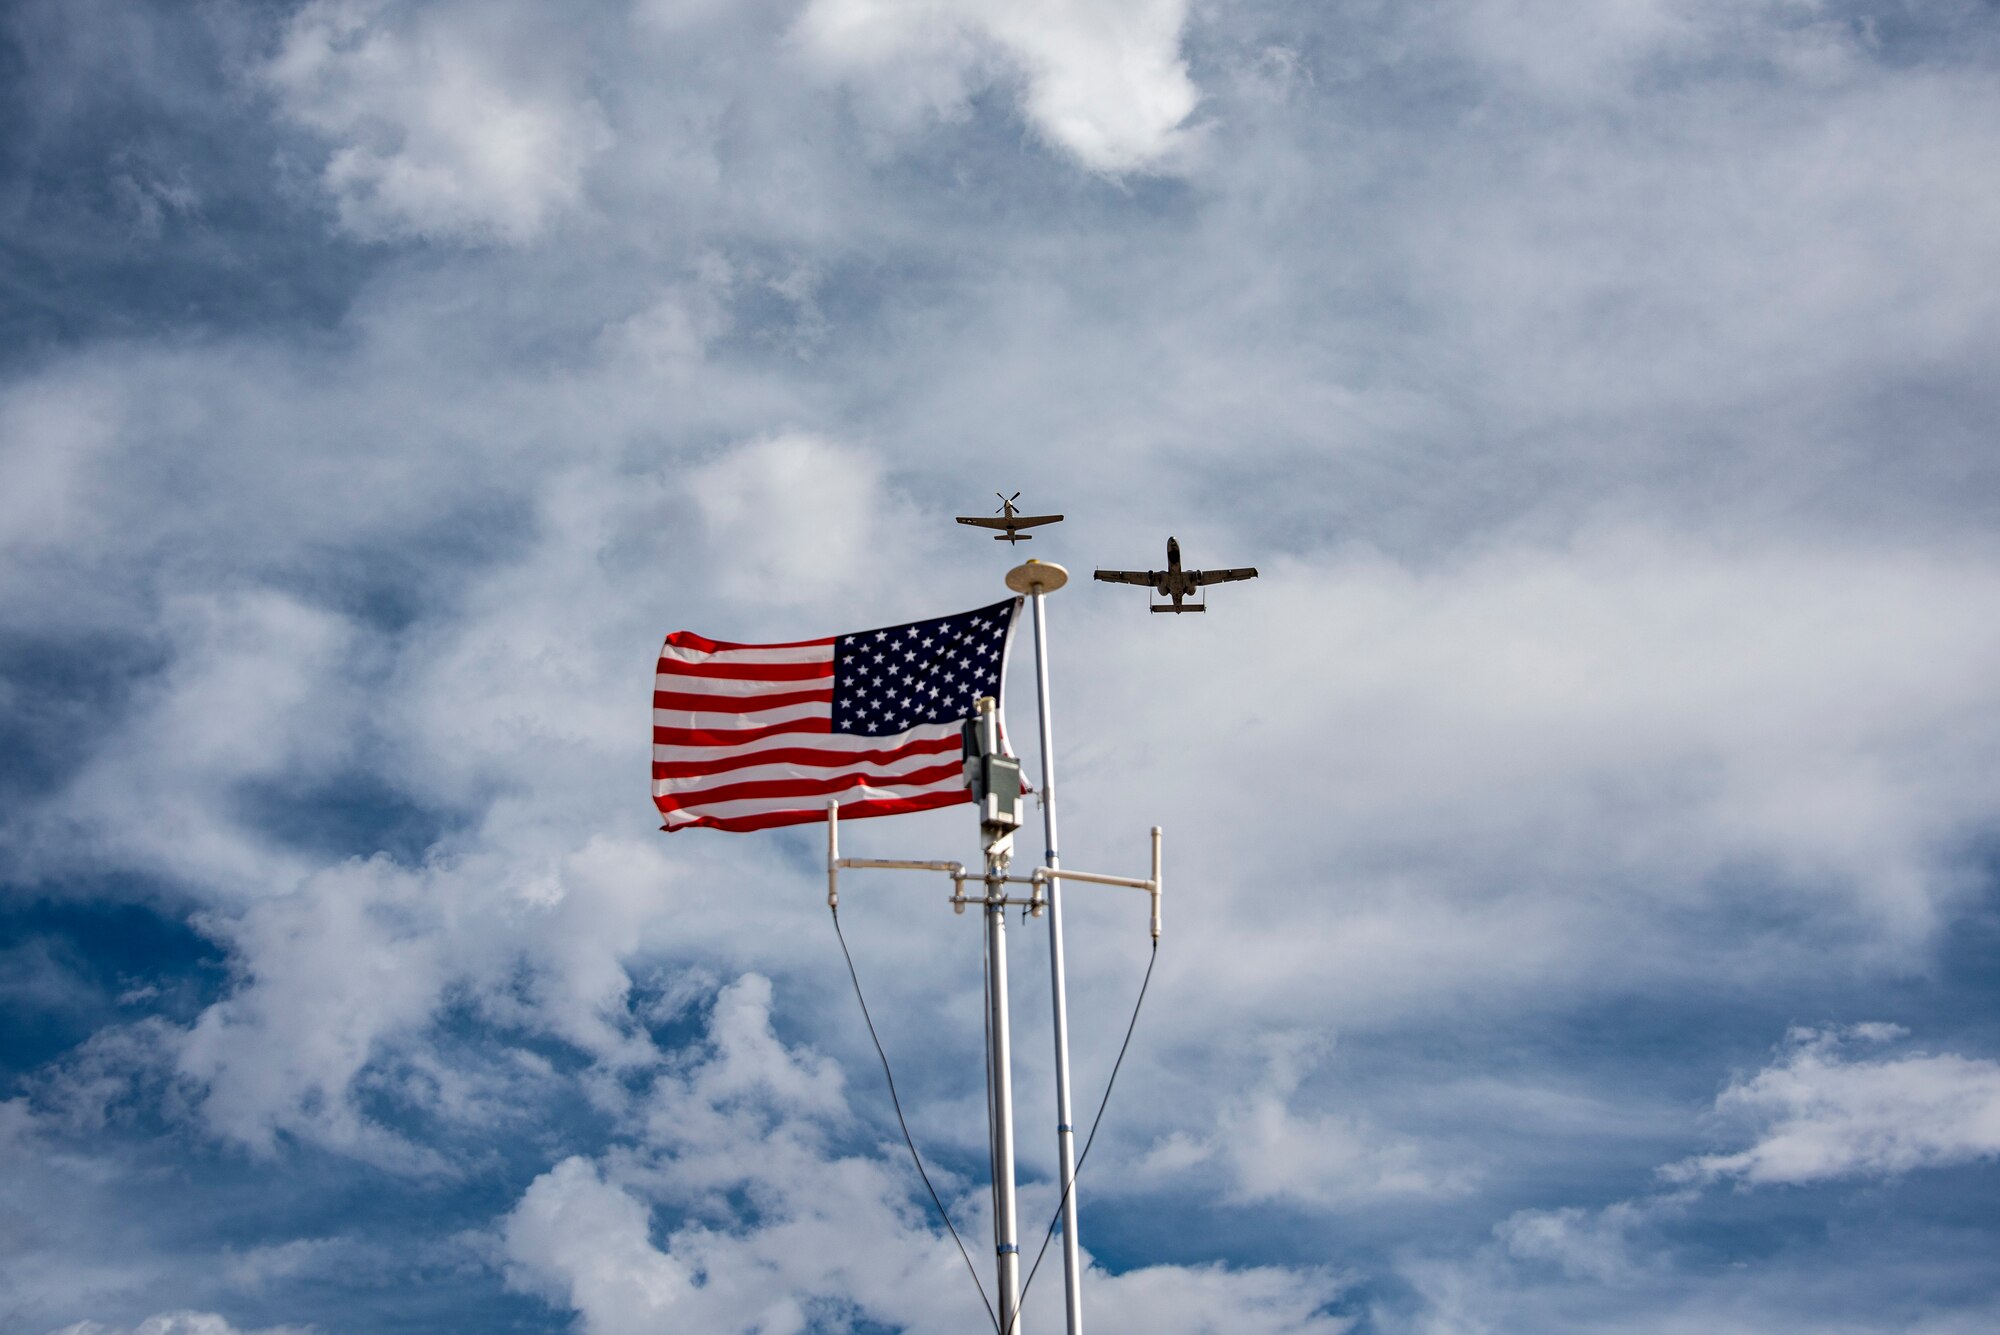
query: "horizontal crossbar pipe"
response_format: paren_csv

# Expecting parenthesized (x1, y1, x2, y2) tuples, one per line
(1034, 868, 1154, 891)
(824, 801, 967, 903)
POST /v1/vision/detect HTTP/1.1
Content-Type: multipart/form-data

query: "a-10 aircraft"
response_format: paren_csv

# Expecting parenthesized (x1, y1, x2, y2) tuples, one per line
(956, 492, 1064, 543)
(1094, 536, 1258, 612)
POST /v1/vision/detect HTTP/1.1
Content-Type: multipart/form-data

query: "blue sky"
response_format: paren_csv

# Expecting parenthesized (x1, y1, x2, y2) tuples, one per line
(5, 1, 2000, 1331)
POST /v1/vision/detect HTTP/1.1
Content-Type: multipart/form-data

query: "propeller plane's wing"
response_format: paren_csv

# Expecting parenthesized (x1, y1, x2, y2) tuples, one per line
(1193, 567, 1259, 586)
(1093, 569, 1159, 586)
(958, 514, 1063, 530)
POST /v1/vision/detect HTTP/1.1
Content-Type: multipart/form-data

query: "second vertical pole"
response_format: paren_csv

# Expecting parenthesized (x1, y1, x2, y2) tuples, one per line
(1026, 565, 1085, 1335)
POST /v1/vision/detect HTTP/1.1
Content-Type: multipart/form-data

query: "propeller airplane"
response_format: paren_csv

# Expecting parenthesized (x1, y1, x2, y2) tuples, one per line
(956, 492, 1064, 544)
(1094, 536, 1258, 613)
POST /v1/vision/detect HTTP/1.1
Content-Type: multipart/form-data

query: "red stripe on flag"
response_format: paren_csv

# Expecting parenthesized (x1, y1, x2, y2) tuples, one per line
(652, 761, 965, 815)
(653, 718, 834, 747)
(660, 789, 970, 833)
(663, 630, 835, 654)
(653, 686, 834, 713)
(656, 659, 834, 682)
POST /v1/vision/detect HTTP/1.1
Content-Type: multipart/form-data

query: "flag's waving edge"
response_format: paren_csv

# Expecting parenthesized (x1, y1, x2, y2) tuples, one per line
(652, 597, 1024, 833)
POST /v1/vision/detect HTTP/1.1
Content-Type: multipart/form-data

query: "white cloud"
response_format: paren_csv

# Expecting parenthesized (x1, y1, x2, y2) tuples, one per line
(1081, 1262, 1354, 1335)
(792, 0, 1198, 171)
(977, 0, 1200, 172)
(1381, 1025, 2000, 1330)
(156, 832, 700, 1159)
(1, 1100, 166, 1323)
(0, 381, 113, 553)
(598, 252, 736, 376)
(1387, 1244, 2000, 1335)
(173, 855, 448, 1162)
(33, 589, 366, 896)
(1140, 1033, 1477, 1207)
(45, 1316, 312, 1335)
(686, 433, 896, 609)
(501, 1156, 692, 1334)
(263, 0, 612, 242)
(503, 973, 1352, 1334)
(19, 439, 916, 1160)
(1062, 531, 2000, 1113)
(1396, 30, 2000, 437)
(1493, 1193, 1692, 1284)
(1667, 1025, 2000, 1186)
(1448, 0, 1853, 99)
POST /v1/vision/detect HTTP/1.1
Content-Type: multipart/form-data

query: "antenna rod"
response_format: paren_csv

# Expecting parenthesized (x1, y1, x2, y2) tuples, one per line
(1024, 566, 1085, 1334)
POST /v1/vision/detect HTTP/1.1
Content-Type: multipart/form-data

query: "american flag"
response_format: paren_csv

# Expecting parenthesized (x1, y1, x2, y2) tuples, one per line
(652, 597, 1022, 833)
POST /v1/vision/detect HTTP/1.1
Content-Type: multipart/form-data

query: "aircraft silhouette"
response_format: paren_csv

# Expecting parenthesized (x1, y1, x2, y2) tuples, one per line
(1094, 537, 1257, 612)
(956, 492, 1064, 544)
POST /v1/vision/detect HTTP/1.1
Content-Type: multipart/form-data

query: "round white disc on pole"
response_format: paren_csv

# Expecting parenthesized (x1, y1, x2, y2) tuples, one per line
(1005, 559, 1069, 595)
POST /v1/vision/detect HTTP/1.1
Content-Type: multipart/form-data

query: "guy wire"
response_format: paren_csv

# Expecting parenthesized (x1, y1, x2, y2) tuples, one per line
(1006, 936, 1159, 1334)
(831, 904, 1001, 1335)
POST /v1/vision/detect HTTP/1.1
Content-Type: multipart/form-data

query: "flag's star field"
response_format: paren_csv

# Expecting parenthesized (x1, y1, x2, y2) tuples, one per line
(831, 599, 1014, 735)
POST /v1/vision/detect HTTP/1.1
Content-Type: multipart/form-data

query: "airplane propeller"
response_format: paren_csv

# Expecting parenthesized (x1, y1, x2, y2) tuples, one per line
(996, 491, 1021, 513)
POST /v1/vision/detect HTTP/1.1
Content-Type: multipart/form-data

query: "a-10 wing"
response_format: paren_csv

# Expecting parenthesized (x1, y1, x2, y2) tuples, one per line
(1093, 569, 1159, 586)
(1193, 567, 1258, 586)
(958, 514, 1063, 529)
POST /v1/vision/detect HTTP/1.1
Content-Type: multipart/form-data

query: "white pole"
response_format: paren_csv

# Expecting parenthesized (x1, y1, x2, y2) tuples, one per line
(986, 860, 1024, 1332)
(1030, 582, 1085, 1335)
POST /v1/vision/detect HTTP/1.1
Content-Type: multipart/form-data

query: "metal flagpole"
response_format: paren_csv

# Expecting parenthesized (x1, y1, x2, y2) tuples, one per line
(1003, 558, 1083, 1333)
(826, 567, 1163, 1333)
(985, 848, 1024, 1332)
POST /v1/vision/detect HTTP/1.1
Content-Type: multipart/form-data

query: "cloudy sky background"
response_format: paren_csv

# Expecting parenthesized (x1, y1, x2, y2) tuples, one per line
(5, 0, 2000, 1330)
